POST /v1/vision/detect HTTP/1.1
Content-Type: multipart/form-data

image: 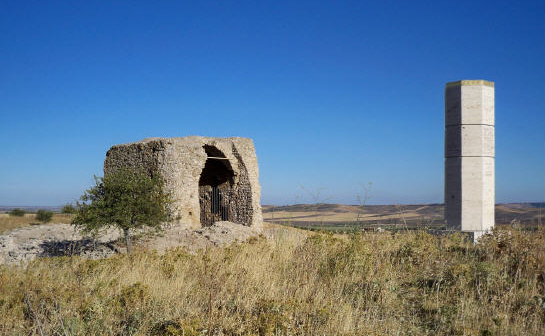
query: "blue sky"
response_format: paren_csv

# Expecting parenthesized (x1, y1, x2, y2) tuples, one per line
(1, 0, 543, 206)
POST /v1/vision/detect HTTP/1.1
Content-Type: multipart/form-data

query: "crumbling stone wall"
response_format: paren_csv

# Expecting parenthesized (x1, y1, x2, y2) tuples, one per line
(230, 144, 253, 225)
(104, 136, 262, 230)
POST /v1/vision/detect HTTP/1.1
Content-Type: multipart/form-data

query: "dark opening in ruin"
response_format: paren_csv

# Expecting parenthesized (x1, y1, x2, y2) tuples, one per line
(199, 145, 235, 226)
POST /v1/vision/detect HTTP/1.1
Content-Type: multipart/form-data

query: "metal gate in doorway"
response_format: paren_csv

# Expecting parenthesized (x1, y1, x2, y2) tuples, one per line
(200, 186, 231, 226)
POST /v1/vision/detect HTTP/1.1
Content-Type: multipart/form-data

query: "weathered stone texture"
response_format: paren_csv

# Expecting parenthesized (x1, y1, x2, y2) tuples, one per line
(104, 136, 262, 230)
(445, 80, 495, 233)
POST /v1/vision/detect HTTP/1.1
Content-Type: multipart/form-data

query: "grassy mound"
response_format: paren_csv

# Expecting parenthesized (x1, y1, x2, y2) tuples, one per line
(0, 227, 543, 335)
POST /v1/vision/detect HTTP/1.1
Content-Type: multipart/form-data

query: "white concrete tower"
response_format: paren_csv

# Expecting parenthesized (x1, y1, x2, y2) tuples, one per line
(445, 80, 495, 236)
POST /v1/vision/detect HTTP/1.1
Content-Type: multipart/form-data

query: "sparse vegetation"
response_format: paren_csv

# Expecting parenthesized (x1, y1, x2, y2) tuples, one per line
(72, 168, 173, 254)
(0, 213, 73, 233)
(8, 208, 26, 217)
(0, 226, 543, 335)
(35, 209, 53, 223)
(61, 204, 77, 214)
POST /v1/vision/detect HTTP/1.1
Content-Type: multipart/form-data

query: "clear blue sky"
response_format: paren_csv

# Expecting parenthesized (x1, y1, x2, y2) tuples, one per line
(1, 0, 543, 206)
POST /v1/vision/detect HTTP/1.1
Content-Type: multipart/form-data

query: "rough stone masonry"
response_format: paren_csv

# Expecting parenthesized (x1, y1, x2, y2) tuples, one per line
(445, 80, 495, 237)
(104, 136, 263, 230)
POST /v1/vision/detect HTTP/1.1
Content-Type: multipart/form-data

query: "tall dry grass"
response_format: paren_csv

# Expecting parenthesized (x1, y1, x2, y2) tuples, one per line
(0, 227, 543, 335)
(0, 213, 73, 233)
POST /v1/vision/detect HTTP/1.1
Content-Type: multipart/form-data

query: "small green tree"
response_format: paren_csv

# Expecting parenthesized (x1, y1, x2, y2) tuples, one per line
(61, 204, 77, 214)
(36, 209, 53, 223)
(72, 168, 172, 254)
(9, 208, 26, 217)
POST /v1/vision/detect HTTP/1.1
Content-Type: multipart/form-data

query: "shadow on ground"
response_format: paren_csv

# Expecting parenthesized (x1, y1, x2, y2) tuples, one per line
(38, 239, 119, 258)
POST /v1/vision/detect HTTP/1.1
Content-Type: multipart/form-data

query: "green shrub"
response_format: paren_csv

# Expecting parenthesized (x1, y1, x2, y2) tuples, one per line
(8, 208, 26, 217)
(36, 209, 53, 223)
(61, 204, 76, 214)
(72, 168, 173, 254)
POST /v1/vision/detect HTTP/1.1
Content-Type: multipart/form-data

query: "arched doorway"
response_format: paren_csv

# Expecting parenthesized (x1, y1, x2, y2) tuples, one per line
(199, 145, 235, 226)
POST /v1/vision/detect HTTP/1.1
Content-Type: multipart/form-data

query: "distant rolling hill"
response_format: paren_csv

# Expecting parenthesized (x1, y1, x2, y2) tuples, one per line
(2, 203, 543, 227)
(0, 206, 62, 213)
(263, 203, 544, 228)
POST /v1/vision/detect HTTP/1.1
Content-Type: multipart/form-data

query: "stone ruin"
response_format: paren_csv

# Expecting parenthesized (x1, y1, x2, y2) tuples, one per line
(104, 136, 262, 230)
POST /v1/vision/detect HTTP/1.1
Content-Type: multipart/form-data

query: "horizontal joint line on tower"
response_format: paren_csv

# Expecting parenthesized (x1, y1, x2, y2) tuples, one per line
(445, 124, 495, 127)
(445, 156, 495, 158)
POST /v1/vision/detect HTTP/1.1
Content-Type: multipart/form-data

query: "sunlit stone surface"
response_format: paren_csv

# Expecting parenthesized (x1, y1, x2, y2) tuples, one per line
(445, 80, 495, 235)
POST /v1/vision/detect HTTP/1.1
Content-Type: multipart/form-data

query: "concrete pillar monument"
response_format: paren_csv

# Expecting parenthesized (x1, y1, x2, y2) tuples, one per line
(445, 80, 495, 238)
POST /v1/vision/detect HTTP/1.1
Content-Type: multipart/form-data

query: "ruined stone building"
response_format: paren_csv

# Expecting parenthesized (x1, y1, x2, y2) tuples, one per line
(104, 136, 262, 229)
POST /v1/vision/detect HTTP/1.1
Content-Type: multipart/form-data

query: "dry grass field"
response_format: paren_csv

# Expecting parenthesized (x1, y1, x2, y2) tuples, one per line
(0, 225, 543, 335)
(0, 213, 73, 233)
(263, 203, 544, 231)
